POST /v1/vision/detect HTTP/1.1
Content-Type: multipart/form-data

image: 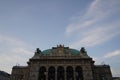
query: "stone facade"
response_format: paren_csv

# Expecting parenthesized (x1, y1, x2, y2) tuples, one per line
(11, 66, 29, 80)
(11, 45, 113, 80)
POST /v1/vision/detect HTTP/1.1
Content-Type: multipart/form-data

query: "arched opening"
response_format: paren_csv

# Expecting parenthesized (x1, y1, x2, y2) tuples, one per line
(66, 66, 74, 80)
(57, 66, 65, 80)
(75, 66, 83, 80)
(39, 66, 46, 80)
(48, 66, 55, 80)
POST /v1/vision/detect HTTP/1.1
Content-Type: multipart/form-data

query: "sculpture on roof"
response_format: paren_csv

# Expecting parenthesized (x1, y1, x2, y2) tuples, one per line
(57, 44, 64, 48)
(35, 48, 41, 54)
(80, 47, 86, 53)
(32, 48, 42, 59)
(80, 47, 88, 56)
(35, 48, 42, 55)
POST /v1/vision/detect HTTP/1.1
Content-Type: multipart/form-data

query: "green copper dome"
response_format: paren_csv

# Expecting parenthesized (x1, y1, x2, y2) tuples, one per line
(69, 49, 80, 55)
(42, 49, 51, 55)
(42, 47, 80, 55)
(33, 45, 89, 58)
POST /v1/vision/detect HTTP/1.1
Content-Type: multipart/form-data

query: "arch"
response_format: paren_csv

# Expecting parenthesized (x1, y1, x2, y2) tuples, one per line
(75, 66, 83, 80)
(48, 66, 55, 80)
(57, 66, 65, 80)
(39, 66, 46, 80)
(66, 66, 74, 80)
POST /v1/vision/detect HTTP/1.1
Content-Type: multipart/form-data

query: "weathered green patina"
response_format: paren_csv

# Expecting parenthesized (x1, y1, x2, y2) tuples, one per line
(42, 48, 80, 55)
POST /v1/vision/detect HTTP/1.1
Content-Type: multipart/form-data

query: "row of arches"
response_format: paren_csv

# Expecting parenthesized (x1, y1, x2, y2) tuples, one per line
(39, 66, 83, 80)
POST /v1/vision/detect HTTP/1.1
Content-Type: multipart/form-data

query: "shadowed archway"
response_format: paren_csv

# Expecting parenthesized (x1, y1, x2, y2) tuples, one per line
(48, 66, 55, 80)
(75, 66, 83, 80)
(39, 66, 46, 80)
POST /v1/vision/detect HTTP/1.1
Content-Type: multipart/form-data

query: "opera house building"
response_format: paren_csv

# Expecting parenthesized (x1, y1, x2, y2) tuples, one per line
(11, 45, 113, 80)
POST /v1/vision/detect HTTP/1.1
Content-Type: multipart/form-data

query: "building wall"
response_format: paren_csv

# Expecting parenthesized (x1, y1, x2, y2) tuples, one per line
(10, 46, 113, 80)
(11, 66, 29, 80)
(93, 65, 113, 80)
(11, 59, 113, 80)
(28, 57, 94, 80)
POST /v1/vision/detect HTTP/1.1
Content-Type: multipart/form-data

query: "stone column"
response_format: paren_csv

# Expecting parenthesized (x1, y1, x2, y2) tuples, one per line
(73, 66, 76, 80)
(46, 66, 48, 80)
(64, 66, 66, 80)
(55, 66, 57, 80)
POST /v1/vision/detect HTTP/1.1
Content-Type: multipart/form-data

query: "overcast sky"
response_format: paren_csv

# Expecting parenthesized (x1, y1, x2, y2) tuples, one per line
(0, 0, 120, 77)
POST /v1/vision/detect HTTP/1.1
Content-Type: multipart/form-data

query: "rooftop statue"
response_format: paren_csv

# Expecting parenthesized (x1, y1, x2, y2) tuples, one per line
(35, 48, 41, 54)
(32, 48, 41, 59)
(80, 47, 88, 56)
(80, 47, 87, 53)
